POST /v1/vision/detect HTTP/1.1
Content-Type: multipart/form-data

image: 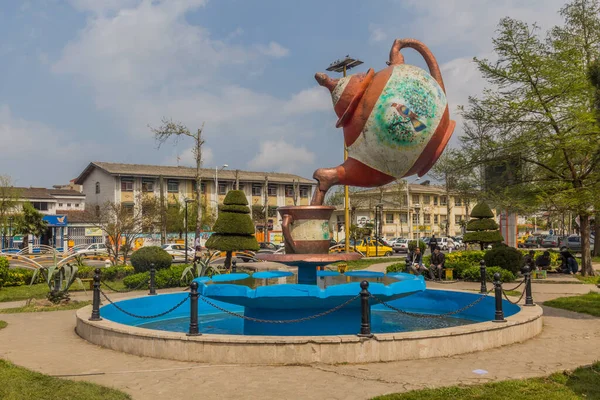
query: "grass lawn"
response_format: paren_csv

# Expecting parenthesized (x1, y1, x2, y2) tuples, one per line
(334, 258, 398, 271)
(0, 300, 92, 314)
(0, 359, 130, 400)
(372, 362, 600, 400)
(543, 292, 600, 317)
(0, 321, 6, 329)
(0, 284, 48, 303)
(592, 256, 600, 263)
(574, 274, 600, 285)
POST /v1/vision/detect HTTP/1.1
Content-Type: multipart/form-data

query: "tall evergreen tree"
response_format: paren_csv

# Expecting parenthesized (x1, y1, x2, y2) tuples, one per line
(463, 202, 504, 250)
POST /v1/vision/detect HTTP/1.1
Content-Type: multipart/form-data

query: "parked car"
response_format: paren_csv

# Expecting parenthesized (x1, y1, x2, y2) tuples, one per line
(354, 237, 394, 257)
(523, 236, 544, 248)
(564, 235, 595, 253)
(435, 237, 455, 250)
(541, 235, 561, 248)
(517, 235, 530, 248)
(392, 238, 409, 253)
(76, 243, 108, 255)
(258, 242, 279, 251)
(161, 243, 194, 261)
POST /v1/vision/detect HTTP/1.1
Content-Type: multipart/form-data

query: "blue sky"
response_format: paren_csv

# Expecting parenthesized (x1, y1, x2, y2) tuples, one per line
(0, 0, 567, 187)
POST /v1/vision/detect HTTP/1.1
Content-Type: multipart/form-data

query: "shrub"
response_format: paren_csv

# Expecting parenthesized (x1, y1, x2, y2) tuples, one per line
(444, 260, 473, 279)
(77, 265, 134, 281)
(484, 246, 523, 275)
(0, 257, 9, 288)
(130, 246, 172, 273)
(464, 202, 504, 249)
(386, 262, 406, 273)
(408, 240, 426, 253)
(444, 251, 486, 265)
(462, 266, 515, 283)
(3, 268, 44, 287)
(123, 264, 187, 289)
(519, 250, 560, 268)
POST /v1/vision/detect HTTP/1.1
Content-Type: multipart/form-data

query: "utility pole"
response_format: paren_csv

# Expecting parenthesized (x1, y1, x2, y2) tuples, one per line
(159, 175, 166, 245)
(264, 175, 269, 244)
(326, 55, 363, 253)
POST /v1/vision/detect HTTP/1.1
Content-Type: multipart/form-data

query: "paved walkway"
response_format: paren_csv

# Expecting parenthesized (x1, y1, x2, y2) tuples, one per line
(0, 263, 598, 400)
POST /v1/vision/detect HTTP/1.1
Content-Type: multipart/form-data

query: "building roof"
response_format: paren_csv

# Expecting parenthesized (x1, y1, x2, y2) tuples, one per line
(61, 210, 92, 223)
(13, 187, 57, 200)
(74, 161, 315, 185)
(352, 182, 449, 196)
(48, 189, 84, 197)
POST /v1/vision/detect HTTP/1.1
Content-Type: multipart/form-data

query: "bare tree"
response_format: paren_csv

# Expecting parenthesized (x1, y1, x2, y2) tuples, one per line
(87, 196, 159, 265)
(0, 175, 21, 245)
(151, 119, 205, 244)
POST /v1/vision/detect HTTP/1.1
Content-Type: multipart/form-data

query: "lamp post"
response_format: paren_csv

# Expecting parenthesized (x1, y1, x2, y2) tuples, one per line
(214, 164, 228, 218)
(184, 199, 195, 263)
(326, 55, 363, 254)
(375, 203, 383, 257)
(8, 216, 13, 248)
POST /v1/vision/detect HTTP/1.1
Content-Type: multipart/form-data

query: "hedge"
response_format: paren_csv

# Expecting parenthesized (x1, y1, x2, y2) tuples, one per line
(466, 218, 499, 231)
(211, 213, 255, 235)
(123, 264, 188, 289)
(462, 266, 515, 282)
(0, 257, 8, 289)
(408, 240, 427, 253)
(484, 246, 523, 275)
(463, 230, 504, 244)
(470, 202, 494, 218)
(219, 204, 250, 213)
(223, 190, 248, 205)
(130, 246, 172, 273)
(205, 235, 260, 252)
(78, 265, 134, 281)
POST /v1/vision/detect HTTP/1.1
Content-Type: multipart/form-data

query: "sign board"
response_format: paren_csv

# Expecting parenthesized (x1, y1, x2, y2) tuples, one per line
(269, 232, 283, 244)
(85, 227, 103, 237)
(42, 215, 67, 227)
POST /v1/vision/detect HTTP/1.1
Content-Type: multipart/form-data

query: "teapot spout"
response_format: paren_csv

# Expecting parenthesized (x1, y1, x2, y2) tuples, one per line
(315, 72, 338, 92)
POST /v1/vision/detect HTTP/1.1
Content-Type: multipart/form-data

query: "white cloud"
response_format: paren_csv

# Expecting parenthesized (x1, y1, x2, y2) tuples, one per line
(283, 86, 331, 115)
(248, 140, 316, 173)
(0, 105, 99, 186)
(162, 145, 214, 168)
(256, 41, 289, 58)
(369, 24, 387, 43)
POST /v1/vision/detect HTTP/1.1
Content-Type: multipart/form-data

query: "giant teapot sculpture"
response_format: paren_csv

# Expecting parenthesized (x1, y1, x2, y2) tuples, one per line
(311, 39, 456, 204)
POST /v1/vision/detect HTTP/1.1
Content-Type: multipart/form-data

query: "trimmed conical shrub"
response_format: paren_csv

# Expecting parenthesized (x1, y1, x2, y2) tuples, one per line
(463, 202, 503, 250)
(205, 190, 259, 269)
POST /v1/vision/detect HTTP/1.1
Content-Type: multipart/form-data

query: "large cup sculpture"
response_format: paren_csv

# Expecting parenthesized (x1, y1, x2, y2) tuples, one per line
(311, 38, 456, 205)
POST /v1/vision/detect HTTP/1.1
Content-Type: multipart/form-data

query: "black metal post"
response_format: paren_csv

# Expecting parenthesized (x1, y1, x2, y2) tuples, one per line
(149, 266, 157, 295)
(493, 272, 506, 323)
(405, 255, 411, 274)
(53, 271, 61, 293)
(357, 280, 374, 338)
(89, 268, 102, 321)
(185, 201, 189, 264)
(479, 260, 487, 293)
(187, 281, 201, 336)
(524, 266, 535, 306)
(232, 259, 237, 273)
(8, 217, 12, 248)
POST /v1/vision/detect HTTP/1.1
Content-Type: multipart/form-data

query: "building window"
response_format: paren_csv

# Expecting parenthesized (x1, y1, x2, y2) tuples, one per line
(455, 215, 463, 224)
(192, 181, 206, 194)
(434, 215, 439, 224)
(412, 214, 419, 224)
(218, 183, 227, 195)
(267, 205, 278, 217)
(268, 185, 277, 196)
(95, 205, 100, 217)
(67, 203, 71, 207)
(74, 203, 79, 208)
(440, 196, 447, 206)
(124, 204, 134, 217)
(385, 213, 394, 224)
(167, 180, 179, 193)
(252, 185, 262, 196)
(400, 213, 408, 223)
(121, 177, 134, 192)
(412, 194, 420, 205)
(238, 183, 244, 191)
(424, 214, 431, 224)
(423, 195, 431, 205)
(58, 203, 63, 207)
(285, 185, 294, 197)
(142, 179, 154, 192)
(300, 186, 309, 198)
(32, 202, 48, 211)
(433, 196, 438, 206)
(455, 198, 462, 206)
(95, 182, 100, 194)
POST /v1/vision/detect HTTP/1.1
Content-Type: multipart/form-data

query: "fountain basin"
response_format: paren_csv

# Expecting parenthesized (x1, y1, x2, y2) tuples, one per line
(76, 288, 542, 364)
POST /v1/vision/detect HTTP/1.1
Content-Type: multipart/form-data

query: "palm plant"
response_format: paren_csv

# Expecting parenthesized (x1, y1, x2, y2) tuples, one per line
(180, 251, 221, 284)
(31, 253, 85, 303)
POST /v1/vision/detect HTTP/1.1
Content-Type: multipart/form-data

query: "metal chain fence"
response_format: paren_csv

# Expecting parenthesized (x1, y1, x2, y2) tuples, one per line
(502, 278, 527, 293)
(502, 275, 529, 305)
(100, 290, 190, 319)
(370, 287, 495, 319)
(101, 279, 148, 293)
(198, 294, 360, 324)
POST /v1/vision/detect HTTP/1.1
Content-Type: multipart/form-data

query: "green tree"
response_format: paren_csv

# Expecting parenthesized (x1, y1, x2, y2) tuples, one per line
(461, 1, 600, 275)
(0, 176, 20, 243)
(205, 190, 259, 270)
(463, 202, 504, 250)
(14, 202, 47, 248)
(588, 59, 600, 256)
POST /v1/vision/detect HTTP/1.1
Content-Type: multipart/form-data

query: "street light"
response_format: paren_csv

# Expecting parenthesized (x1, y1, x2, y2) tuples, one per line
(215, 164, 228, 217)
(375, 203, 383, 257)
(326, 55, 363, 255)
(184, 199, 195, 263)
(8, 216, 13, 248)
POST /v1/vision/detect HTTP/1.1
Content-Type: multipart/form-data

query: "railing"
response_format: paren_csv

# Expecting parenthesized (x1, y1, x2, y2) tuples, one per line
(88, 264, 536, 336)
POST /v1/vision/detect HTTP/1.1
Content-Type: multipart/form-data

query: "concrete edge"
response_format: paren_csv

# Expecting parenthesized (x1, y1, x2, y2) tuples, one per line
(75, 299, 543, 364)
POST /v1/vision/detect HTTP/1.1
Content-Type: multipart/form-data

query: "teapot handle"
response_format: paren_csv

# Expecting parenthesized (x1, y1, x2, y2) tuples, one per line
(388, 39, 446, 93)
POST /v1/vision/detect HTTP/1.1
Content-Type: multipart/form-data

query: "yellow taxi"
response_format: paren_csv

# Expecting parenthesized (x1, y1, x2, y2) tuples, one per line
(517, 235, 530, 248)
(354, 237, 394, 257)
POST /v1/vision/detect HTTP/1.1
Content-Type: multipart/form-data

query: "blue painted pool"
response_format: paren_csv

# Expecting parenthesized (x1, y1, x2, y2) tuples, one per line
(100, 288, 520, 336)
